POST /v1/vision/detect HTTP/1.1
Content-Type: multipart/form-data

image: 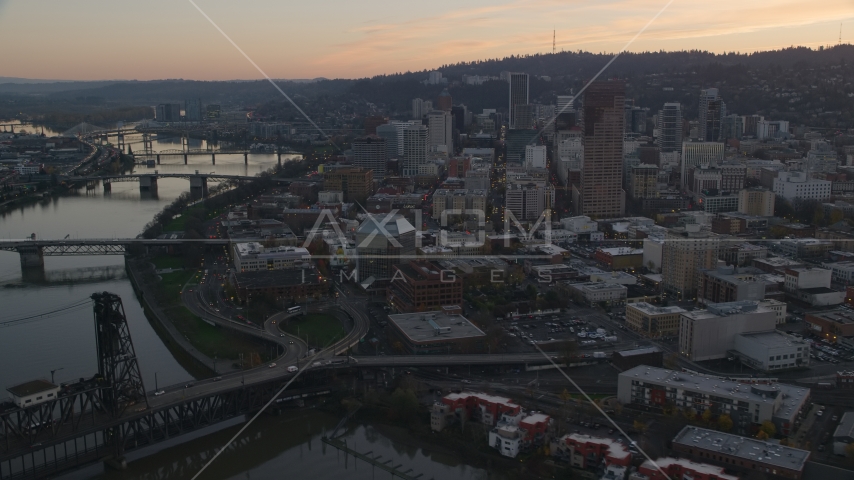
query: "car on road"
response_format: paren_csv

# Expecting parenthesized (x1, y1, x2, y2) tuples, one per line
(154, 390, 165, 396)
(816, 410, 823, 416)
(461, 379, 471, 384)
(184, 383, 194, 388)
(269, 363, 277, 368)
(289, 341, 294, 344)
(212, 377, 222, 381)
(280, 334, 285, 337)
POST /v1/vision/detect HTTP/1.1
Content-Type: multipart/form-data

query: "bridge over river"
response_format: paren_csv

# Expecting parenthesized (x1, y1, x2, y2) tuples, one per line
(0, 292, 563, 479)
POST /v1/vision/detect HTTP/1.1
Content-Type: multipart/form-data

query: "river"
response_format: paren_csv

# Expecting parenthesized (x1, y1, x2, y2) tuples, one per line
(1, 131, 496, 479)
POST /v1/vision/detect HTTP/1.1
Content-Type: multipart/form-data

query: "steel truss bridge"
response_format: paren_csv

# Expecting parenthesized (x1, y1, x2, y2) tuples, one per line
(0, 238, 230, 257)
(0, 293, 337, 480)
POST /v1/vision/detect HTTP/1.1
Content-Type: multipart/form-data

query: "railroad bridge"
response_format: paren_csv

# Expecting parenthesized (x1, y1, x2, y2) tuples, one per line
(0, 292, 339, 480)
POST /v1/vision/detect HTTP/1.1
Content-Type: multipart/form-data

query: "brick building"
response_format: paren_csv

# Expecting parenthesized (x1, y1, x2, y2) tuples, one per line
(387, 260, 463, 313)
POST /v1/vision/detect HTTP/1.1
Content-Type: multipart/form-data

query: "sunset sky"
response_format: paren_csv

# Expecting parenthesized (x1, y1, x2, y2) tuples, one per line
(1, 0, 853, 81)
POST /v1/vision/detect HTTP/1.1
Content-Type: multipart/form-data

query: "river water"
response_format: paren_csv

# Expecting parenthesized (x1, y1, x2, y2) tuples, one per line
(0, 131, 494, 479)
(68, 409, 493, 480)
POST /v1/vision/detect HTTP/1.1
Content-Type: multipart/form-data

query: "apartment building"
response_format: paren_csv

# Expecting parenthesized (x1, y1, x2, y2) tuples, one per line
(661, 225, 722, 301)
(618, 366, 810, 435)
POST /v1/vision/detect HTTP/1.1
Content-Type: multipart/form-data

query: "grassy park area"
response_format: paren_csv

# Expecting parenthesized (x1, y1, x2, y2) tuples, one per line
(278, 313, 347, 348)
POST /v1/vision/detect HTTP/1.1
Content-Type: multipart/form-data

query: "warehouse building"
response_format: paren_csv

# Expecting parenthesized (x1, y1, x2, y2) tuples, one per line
(387, 310, 486, 354)
(672, 426, 810, 480)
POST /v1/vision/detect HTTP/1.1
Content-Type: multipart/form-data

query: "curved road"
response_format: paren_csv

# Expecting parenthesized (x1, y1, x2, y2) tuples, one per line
(145, 273, 368, 408)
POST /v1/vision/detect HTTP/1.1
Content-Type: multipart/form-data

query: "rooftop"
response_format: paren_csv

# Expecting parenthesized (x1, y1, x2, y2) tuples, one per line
(808, 309, 854, 325)
(521, 413, 550, 424)
(356, 214, 415, 236)
(597, 247, 643, 256)
(620, 366, 810, 415)
(563, 433, 630, 460)
(388, 311, 486, 344)
(444, 391, 518, 408)
(569, 282, 628, 292)
(7, 379, 58, 398)
(833, 412, 854, 441)
(616, 347, 662, 357)
(628, 302, 686, 316)
(234, 242, 310, 259)
(736, 331, 809, 348)
(673, 426, 810, 472)
(640, 456, 738, 480)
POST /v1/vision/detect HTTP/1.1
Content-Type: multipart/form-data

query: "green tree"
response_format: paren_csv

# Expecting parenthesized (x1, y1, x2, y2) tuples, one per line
(389, 388, 418, 420)
(701, 408, 713, 424)
(759, 420, 776, 438)
(717, 414, 733, 432)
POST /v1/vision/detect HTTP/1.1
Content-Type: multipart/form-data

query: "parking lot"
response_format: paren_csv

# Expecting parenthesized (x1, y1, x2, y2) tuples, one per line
(501, 309, 635, 353)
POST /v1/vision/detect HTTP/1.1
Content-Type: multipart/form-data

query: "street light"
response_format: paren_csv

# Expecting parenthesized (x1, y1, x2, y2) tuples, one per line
(50, 368, 64, 384)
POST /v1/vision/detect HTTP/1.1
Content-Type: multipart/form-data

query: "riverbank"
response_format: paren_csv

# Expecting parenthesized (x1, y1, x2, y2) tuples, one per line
(126, 256, 222, 379)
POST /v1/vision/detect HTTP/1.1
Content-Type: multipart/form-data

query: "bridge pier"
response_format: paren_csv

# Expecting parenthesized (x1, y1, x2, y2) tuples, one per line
(156, 154, 161, 165)
(212, 153, 216, 165)
(244, 153, 248, 165)
(103, 181, 112, 192)
(184, 153, 188, 165)
(278, 152, 282, 165)
(139, 175, 158, 192)
(190, 176, 209, 197)
(17, 245, 44, 269)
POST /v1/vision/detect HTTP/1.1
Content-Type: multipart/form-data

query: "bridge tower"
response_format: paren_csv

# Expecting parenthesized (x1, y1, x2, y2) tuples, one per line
(117, 132, 125, 153)
(91, 292, 148, 417)
(142, 133, 153, 155)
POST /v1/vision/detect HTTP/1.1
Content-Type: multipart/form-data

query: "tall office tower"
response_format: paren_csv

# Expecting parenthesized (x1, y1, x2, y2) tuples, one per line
(375, 124, 399, 159)
(555, 95, 576, 130)
(505, 129, 533, 165)
(576, 81, 626, 218)
(185, 98, 202, 122)
(628, 107, 646, 134)
(386, 120, 417, 156)
(508, 73, 530, 129)
(363, 116, 387, 135)
(451, 105, 468, 131)
(353, 136, 388, 178)
(513, 104, 535, 130)
(720, 114, 744, 141)
(156, 104, 182, 122)
(525, 145, 547, 169)
(742, 115, 764, 137)
(555, 128, 583, 186)
(402, 124, 428, 176)
(412, 98, 424, 120)
(698, 88, 725, 141)
(427, 110, 453, 157)
(437, 89, 453, 111)
(657, 103, 682, 153)
(681, 141, 725, 191)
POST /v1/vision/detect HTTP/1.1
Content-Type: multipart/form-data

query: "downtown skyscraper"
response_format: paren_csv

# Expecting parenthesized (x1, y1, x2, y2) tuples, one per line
(699, 88, 725, 141)
(574, 81, 626, 218)
(657, 102, 682, 153)
(508, 73, 529, 129)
